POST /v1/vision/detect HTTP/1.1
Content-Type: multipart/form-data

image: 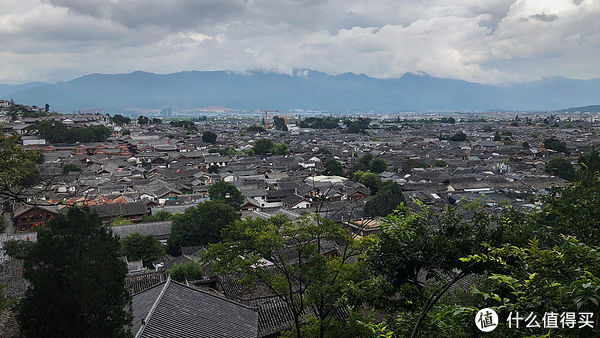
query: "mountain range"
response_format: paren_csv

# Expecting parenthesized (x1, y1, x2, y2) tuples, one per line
(1, 70, 599, 113)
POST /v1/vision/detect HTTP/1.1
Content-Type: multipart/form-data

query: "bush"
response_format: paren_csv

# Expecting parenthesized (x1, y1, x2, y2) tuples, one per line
(170, 260, 204, 282)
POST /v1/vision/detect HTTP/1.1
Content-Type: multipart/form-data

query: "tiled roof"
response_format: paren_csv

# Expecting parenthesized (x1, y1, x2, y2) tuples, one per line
(132, 277, 258, 338)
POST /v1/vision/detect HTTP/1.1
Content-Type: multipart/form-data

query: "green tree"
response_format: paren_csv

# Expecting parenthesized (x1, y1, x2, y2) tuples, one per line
(543, 137, 567, 153)
(137, 115, 149, 125)
(167, 200, 240, 255)
(121, 232, 165, 267)
(273, 116, 288, 131)
(272, 142, 289, 155)
(2, 239, 35, 259)
(351, 171, 381, 195)
(208, 181, 244, 210)
(0, 133, 42, 201)
(493, 131, 501, 141)
(370, 158, 387, 173)
(366, 204, 497, 338)
(449, 131, 467, 141)
(545, 157, 575, 181)
(323, 159, 344, 176)
(364, 181, 405, 217)
(62, 163, 81, 175)
(17, 207, 132, 337)
(111, 114, 131, 126)
(170, 260, 204, 282)
(434, 160, 448, 167)
(141, 210, 173, 223)
(521, 141, 530, 149)
(254, 138, 274, 155)
(247, 124, 266, 133)
(202, 130, 218, 144)
(207, 165, 219, 174)
(204, 214, 367, 338)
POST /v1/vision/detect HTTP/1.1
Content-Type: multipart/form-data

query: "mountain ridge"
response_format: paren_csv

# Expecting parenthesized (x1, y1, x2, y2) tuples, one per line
(2, 70, 599, 113)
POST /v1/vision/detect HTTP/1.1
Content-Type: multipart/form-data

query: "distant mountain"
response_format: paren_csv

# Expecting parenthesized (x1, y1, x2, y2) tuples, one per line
(0, 82, 47, 99)
(4, 70, 600, 112)
(557, 105, 600, 113)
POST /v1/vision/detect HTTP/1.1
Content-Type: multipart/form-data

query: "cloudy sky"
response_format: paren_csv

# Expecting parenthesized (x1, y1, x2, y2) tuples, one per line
(1, 0, 599, 84)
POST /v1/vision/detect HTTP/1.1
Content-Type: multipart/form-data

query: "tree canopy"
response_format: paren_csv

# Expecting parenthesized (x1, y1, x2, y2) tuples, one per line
(208, 180, 244, 210)
(167, 200, 240, 255)
(35, 120, 111, 144)
(0, 133, 42, 201)
(18, 207, 132, 337)
(121, 232, 165, 267)
(202, 130, 218, 144)
(545, 157, 575, 181)
(363, 181, 405, 217)
(323, 159, 344, 176)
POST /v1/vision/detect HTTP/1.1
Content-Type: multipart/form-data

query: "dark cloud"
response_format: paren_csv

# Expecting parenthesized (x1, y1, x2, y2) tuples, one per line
(43, 0, 247, 30)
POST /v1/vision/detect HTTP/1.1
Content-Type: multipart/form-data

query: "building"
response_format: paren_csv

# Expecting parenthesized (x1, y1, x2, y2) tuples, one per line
(132, 276, 259, 337)
(13, 205, 60, 232)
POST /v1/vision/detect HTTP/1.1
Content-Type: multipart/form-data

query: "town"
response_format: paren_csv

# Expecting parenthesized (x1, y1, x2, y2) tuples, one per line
(1, 98, 599, 336)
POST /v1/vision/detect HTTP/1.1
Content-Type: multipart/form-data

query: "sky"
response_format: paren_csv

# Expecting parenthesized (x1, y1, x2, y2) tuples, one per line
(1, 0, 599, 84)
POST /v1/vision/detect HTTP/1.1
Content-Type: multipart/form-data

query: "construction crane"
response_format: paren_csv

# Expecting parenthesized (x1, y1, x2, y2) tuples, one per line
(263, 110, 279, 131)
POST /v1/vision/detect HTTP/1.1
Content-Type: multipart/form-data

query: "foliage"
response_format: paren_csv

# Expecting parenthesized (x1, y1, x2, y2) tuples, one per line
(370, 158, 387, 173)
(0, 216, 6, 233)
(272, 142, 290, 155)
(111, 114, 131, 126)
(169, 120, 197, 131)
(253, 138, 274, 155)
(316, 147, 331, 155)
(170, 260, 204, 282)
(0, 133, 42, 200)
(366, 203, 498, 337)
(207, 165, 219, 174)
(121, 232, 165, 267)
(121, 129, 130, 136)
(483, 125, 493, 132)
(273, 116, 288, 131)
(247, 124, 266, 132)
(493, 131, 502, 141)
(434, 160, 448, 167)
(167, 200, 240, 255)
(364, 181, 405, 217)
(521, 141, 530, 149)
(351, 170, 381, 195)
(110, 215, 132, 226)
(137, 115, 149, 125)
(17, 207, 132, 337)
(62, 163, 81, 175)
(141, 210, 173, 222)
(449, 131, 467, 141)
(208, 181, 244, 210)
(543, 137, 567, 153)
(299, 116, 339, 129)
(323, 159, 344, 176)
(35, 120, 111, 143)
(204, 214, 368, 338)
(545, 157, 575, 181)
(202, 130, 218, 144)
(2, 239, 35, 259)
(439, 117, 456, 124)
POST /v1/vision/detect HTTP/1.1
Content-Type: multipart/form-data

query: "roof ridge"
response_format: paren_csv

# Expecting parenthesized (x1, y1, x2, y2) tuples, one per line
(135, 275, 171, 338)
(169, 279, 259, 312)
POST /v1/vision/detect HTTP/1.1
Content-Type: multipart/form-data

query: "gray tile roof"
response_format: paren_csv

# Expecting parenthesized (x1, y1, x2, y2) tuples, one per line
(132, 277, 258, 338)
(111, 221, 172, 239)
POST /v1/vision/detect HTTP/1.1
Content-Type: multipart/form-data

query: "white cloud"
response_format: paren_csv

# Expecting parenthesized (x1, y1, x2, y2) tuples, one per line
(0, 0, 598, 84)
